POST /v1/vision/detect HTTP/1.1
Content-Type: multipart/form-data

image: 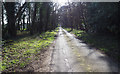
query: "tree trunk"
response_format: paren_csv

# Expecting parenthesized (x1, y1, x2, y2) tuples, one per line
(28, 4, 31, 31)
(30, 3, 37, 35)
(5, 2, 16, 37)
(2, 4, 4, 29)
(23, 15, 25, 31)
(17, 20, 20, 30)
(39, 3, 44, 33)
(45, 3, 50, 31)
(27, 18, 29, 30)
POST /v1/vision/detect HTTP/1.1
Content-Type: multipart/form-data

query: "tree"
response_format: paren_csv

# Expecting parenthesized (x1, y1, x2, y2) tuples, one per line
(86, 2, 119, 34)
(30, 3, 37, 35)
(4, 2, 16, 37)
(2, 2, 59, 39)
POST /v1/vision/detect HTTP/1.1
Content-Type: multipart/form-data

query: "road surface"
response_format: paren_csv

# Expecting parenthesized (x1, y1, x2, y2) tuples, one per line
(49, 27, 119, 72)
(23, 27, 119, 72)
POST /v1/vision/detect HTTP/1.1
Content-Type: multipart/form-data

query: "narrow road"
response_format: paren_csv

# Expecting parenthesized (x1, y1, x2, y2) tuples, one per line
(50, 27, 119, 72)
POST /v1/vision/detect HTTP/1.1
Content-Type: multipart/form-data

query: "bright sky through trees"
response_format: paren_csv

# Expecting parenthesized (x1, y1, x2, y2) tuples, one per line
(53, 0, 68, 7)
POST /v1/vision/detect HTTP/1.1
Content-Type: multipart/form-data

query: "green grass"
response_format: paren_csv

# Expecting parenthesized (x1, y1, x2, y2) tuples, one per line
(65, 28, 119, 62)
(65, 28, 72, 32)
(2, 28, 58, 71)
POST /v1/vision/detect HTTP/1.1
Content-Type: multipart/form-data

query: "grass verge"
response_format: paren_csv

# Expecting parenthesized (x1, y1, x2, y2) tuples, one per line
(1, 28, 58, 72)
(65, 28, 119, 62)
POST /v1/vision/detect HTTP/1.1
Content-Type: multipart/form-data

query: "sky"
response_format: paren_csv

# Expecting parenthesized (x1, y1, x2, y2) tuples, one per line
(53, 0, 68, 6)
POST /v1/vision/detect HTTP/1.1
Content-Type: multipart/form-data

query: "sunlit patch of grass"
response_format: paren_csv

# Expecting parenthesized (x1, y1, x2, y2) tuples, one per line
(2, 28, 59, 71)
(65, 28, 72, 32)
(100, 48, 108, 52)
(65, 28, 84, 37)
(71, 29, 84, 37)
(20, 62, 26, 67)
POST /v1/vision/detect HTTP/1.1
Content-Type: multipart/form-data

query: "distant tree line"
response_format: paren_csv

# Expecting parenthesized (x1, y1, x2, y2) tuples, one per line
(59, 2, 119, 35)
(2, 2, 58, 39)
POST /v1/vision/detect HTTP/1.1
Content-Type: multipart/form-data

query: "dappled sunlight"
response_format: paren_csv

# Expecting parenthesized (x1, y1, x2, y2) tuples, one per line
(2, 28, 58, 71)
(2, 1, 119, 72)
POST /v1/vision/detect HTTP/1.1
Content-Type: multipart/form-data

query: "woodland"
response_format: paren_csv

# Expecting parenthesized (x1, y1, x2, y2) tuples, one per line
(1, 2, 120, 72)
